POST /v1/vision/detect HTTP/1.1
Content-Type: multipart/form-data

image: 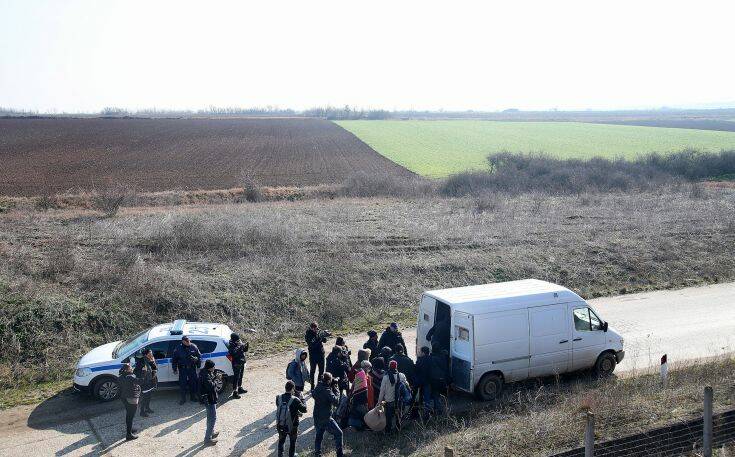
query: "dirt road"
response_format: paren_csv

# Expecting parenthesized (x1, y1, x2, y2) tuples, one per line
(1, 282, 734, 456)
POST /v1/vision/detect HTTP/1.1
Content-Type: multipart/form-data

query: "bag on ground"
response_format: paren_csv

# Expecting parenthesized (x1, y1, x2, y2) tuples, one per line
(364, 403, 387, 431)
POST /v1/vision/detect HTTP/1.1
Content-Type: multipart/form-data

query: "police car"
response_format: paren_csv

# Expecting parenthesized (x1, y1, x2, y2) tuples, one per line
(73, 320, 235, 401)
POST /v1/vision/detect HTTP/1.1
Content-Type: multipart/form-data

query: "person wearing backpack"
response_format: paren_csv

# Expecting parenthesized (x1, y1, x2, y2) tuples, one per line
(377, 360, 408, 432)
(276, 380, 307, 457)
(286, 349, 309, 397)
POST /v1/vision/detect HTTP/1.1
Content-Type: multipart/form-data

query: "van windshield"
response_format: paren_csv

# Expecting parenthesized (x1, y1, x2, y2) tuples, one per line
(113, 330, 150, 359)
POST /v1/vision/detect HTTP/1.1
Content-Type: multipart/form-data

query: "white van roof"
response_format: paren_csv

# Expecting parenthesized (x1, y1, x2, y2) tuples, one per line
(424, 279, 582, 315)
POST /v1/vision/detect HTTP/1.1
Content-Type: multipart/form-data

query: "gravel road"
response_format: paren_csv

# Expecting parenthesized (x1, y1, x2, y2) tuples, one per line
(1, 282, 734, 456)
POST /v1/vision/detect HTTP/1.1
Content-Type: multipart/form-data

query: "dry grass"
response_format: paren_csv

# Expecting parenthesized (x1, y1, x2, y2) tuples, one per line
(0, 188, 734, 391)
(337, 356, 735, 456)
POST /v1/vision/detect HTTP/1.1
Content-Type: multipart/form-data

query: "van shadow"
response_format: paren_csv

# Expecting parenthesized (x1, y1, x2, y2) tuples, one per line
(27, 388, 215, 456)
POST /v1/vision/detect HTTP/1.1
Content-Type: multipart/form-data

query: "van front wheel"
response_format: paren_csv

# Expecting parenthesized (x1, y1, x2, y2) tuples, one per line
(595, 352, 616, 378)
(475, 373, 503, 401)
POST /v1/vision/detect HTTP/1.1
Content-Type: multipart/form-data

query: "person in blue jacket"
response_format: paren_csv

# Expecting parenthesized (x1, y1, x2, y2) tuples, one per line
(286, 348, 309, 398)
(172, 336, 202, 404)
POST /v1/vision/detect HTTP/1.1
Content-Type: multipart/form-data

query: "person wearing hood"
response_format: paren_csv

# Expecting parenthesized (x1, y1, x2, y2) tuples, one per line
(363, 330, 379, 361)
(133, 348, 157, 417)
(378, 323, 406, 355)
(228, 332, 249, 399)
(348, 348, 371, 383)
(118, 363, 142, 441)
(286, 349, 309, 397)
(326, 345, 350, 395)
(378, 360, 408, 433)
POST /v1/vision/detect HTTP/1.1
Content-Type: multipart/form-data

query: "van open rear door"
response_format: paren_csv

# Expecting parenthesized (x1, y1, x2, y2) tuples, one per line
(451, 311, 474, 392)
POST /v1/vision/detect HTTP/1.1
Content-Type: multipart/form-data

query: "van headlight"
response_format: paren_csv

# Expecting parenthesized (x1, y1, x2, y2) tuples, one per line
(76, 367, 91, 377)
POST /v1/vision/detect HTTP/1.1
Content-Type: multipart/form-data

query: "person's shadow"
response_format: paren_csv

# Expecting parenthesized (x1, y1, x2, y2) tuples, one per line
(26, 388, 212, 456)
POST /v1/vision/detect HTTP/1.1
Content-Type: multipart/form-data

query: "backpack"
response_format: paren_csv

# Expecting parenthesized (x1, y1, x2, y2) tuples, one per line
(397, 377, 412, 406)
(276, 394, 296, 432)
(286, 361, 295, 381)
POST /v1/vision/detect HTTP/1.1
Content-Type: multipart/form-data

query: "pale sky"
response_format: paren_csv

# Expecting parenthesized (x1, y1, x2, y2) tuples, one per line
(1, 0, 734, 113)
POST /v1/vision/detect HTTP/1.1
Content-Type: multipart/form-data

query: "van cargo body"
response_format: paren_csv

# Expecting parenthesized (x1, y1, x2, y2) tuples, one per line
(416, 279, 624, 400)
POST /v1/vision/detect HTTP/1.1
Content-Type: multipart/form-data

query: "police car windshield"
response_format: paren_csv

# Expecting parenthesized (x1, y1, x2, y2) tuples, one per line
(113, 329, 150, 359)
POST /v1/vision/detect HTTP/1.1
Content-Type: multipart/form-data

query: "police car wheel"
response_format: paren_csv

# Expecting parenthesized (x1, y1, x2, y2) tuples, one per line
(94, 377, 120, 401)
(214, 370, 227, 395)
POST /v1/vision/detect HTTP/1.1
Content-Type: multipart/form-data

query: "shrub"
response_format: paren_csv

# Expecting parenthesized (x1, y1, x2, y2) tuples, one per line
(340, 171, 432, 198)
(40, 240, 76, 279)
(241, 177, 263, 203)
(92, 183, 137, 217)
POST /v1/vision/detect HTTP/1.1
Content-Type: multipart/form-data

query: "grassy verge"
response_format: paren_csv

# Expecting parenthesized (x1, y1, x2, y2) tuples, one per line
(338, 356, 735, 456)
(0, 380, 71, 410)
(0, 189, 733, 408)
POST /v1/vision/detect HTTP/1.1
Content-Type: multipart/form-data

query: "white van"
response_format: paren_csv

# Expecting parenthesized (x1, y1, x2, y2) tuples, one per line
(73, 320, 235, 401)
(416, 279, 624, 400)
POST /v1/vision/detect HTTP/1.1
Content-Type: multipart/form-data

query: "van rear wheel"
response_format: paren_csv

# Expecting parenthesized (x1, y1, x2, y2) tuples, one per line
(595, 352, 616, 378)
(475, 373, 503, 401)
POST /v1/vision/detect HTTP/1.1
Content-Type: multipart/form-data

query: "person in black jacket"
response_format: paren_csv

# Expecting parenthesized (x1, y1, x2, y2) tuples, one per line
(199, 360, 220, 445)
(427, 343, 451, 415)
(118, 363, 142, 440)
(390, 344, 416, 387)
(378, 323, 406, 355)
(228, 333, 248, 399)
(171, 336, 202, 404)
(363, 330, 379, 361)
(305, 322, 329, 389)
(326, 345, 350, 395)
(415, 346, 432, 413)
(426, 316, 451, 352)
(133, 349, 157, 417)
(312, 373, 343, 457)
(275, 380, 308, 457)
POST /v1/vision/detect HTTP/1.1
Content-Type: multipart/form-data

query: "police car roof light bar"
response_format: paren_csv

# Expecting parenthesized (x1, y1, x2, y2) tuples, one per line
(170, 319, 187, 335)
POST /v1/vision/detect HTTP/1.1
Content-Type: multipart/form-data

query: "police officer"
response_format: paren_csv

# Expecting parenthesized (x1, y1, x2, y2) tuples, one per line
(172, 336, 202, 404)
(228, 333, 248, 399)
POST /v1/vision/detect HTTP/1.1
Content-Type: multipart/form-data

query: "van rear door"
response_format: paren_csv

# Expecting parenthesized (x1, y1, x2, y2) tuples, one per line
(451, 311, 474, 392)
(417, 295, 436, 357)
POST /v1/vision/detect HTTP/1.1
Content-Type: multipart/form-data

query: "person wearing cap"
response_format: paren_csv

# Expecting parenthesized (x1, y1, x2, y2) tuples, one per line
(118, 363, 142, 440)
(199, 359, 220, 445)
(378, 359, 408, 433)
(378, 323, 406, 355)
(171, 336, 202, 404)
(133, 348, 157, 417)
(228, 332, 249, 399)
(363, 330, 379, 361)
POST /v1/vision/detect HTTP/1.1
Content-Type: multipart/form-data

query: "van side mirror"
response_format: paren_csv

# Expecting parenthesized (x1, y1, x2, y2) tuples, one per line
(602, 321, 608, 332)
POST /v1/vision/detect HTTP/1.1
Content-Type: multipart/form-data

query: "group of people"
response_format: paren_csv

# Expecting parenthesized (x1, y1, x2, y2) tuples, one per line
(117, 333, 249, 444)
(278, 322, 452, 457)
(115, 321, 452, 455)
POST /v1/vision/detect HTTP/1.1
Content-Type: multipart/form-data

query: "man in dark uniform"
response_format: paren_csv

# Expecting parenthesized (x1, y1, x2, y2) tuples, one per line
(172, 336, 202, 404)
(228, 333, 248, 399)
(305, 322, 329, 389)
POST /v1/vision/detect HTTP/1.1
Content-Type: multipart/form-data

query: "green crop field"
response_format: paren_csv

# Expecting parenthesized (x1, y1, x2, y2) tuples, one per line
(337, 120, 735, 177)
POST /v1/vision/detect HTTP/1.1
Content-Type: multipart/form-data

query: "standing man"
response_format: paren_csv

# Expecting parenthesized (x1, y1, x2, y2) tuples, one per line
(275, 380, 307, 457)
(390, 344, 416, 389)
(312, 373, 343, 457)
(199, 360, 220, 445)
(133, 349, 157, 417)
(363, 330, 379, 361)
(305, 322, 328, 389)
(171, 336, 202, 405)
(228, 333, 248, 399)
(378, 323, 406, 355)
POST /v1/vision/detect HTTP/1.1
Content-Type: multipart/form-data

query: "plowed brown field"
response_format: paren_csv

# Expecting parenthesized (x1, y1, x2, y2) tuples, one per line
(0, 117, 413, 196)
